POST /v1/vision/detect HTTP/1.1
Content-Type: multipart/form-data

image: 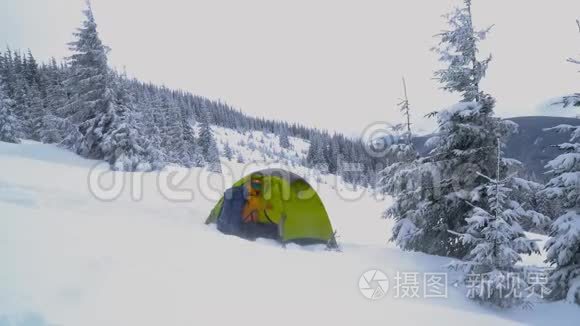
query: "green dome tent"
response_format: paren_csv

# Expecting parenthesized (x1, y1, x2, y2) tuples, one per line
(205, 169, 335, 245)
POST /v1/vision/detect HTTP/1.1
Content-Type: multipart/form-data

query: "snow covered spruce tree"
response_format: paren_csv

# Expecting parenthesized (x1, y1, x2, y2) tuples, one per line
(401, 0, 503, 258)
(98, 76, 157, 171)
(0, 78, 20, 143)
(539, 18, 580, 305)
(0, 49, 44, 142)
(450, 142, 541, 308)
(198, 110, 221, 173)
(21, 51, 45, 141)
(306, 135, 327, 171)
(59, 3, 153, 171)
(139, 98, 166, 167)
(25, 85, 45, 141)
(9, 53, 30, 136)
(236, 151, 245, 163)
(223, 142, 234, 161)
(279, 129, 291, 149)
(381, 78, 422, 249)
(41, 58, 69, 144)
(177, 107, 203, 168)
(508, 177, 554, 234)
(159, 93, 182, 163)
(542, 107, 580, 303)
(59, 2, 114, 156)
(389, 0, 541, 260)
(432, 0, 491, 103)
(158, 94, 201, 168)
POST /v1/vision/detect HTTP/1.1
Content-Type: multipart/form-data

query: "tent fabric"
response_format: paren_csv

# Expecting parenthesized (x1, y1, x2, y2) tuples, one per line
(216, 186, 247, 235)
(205, 170, 334, 243)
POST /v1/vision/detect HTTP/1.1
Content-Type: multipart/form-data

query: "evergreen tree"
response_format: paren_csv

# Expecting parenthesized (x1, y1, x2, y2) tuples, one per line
(25, 85, 45, 141)
(416, 99, 517, 258)
(11, 70, 30, 138)
(542, 123, 580, 304)
(41, 58, 68, 144)
(404, 0, 517, 258)
(0, 49, 16, 96)
(399, 77, 413, 145)
(99, 76, 153, 171)
(382, 78, 422, 249)
(509, 177, 553, 234)
(432, 0, 492, 102)
(236, 151, 245, 164)
(539, 19, 580, 305)
(279, 129, 291, 149)
(450, 141, 540, 308)
(0, 79, 20, 143)
(382, 156, 423, 249)
(223, 142, 234, 161)
(59, 2, 115, 158)
(140, 101, 166, 168)
(161, 94, 184, 164)
(306, 136, 327, 170)
(198, 110, 221, 173)
(24, 50, 41, 87)
(326, 136, 340, 174)
(176, 107, 200, 168)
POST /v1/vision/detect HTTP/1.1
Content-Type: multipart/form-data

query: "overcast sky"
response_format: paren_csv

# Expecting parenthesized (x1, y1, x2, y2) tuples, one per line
(1, 0, 579, 135)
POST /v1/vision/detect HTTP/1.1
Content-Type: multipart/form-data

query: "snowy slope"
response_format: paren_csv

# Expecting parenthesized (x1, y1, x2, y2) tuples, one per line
(0, 141, 578, 326)
(212, 126, 309, 166)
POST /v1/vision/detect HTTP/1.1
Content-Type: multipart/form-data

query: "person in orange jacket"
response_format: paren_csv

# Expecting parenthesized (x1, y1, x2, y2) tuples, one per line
(242, 177, 272, 223)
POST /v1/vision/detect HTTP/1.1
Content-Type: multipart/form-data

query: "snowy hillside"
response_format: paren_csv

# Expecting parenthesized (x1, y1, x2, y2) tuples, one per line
(1, 141, 578, 326)
(212, 126, 309, 167)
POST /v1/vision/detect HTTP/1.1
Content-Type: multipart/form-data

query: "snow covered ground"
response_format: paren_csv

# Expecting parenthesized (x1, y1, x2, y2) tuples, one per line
(213, 126, 310, 165)
(0, 140, 578, 326)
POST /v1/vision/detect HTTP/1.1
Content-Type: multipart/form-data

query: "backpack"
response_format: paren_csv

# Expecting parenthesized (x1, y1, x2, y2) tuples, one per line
(216, 186, 248, 235)
(216, 185, 280, 240)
